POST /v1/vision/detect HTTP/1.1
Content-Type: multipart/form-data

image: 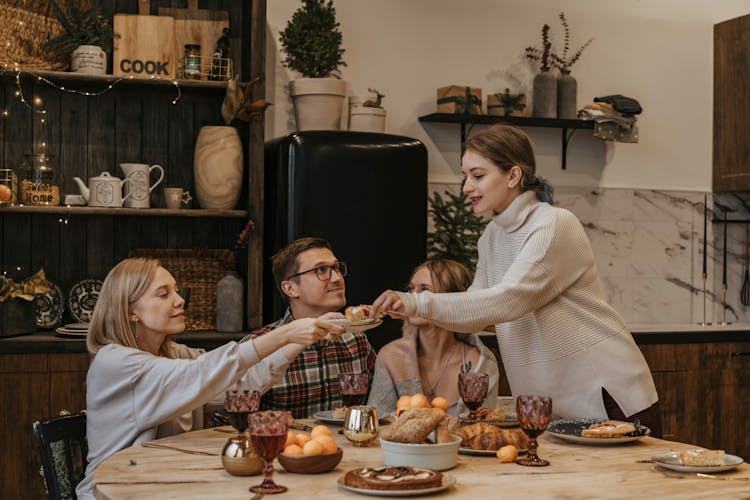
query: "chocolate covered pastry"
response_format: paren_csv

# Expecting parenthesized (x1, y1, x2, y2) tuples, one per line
(344, 466, 443, 491)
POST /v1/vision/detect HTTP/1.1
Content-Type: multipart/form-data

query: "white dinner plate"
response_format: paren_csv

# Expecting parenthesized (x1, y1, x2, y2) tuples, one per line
(458, 411, 519, 428)
(547, 418, 650, 445)
(336, 473, 456, 497)
(328, 318, 383, 333)
(313, 410, 390, 425)
(651, 451, 744, 473)
(55, 328, 87, 338)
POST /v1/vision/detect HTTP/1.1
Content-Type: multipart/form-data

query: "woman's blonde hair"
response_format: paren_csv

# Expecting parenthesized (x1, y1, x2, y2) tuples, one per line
(87, 257, 178, 358)
(464, 124, 542, 194)
(404, 258, 474, 341)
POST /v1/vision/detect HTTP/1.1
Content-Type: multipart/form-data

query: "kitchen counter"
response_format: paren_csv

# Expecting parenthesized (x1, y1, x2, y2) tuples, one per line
(0, 331, 247, 354)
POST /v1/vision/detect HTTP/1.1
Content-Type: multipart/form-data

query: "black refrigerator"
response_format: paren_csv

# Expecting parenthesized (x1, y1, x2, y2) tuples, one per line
(264, 131, 428, 351)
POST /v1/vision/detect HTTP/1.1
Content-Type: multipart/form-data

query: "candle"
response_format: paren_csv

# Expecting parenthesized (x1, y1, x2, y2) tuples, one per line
(703, 194, 707, 277)
(723, 210, 728, 287)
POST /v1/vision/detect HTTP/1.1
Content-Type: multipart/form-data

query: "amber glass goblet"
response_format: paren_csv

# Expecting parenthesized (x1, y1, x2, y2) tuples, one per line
(248, 411, 293, 494)
(458, 372, 489, 420)
(515, 395, 552, 466)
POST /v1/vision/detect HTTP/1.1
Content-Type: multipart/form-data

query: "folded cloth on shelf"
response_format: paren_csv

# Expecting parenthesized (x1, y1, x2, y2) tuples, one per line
(593, 94, 642, 115)
(578, 103, 639, 143)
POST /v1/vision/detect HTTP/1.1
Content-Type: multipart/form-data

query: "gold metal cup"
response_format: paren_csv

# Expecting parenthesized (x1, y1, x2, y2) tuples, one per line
(343, 405, 379, 447)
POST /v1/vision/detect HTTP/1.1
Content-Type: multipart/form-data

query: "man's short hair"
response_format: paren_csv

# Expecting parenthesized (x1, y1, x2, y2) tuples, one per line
(271, 237, 333, 302)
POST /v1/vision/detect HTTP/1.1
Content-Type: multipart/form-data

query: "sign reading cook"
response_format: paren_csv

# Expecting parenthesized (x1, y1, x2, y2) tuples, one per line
(113, 13, 176, 79)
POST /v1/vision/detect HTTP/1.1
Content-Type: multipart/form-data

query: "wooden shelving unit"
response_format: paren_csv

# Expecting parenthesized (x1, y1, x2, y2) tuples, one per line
(0, 205, 248, 218)
(418, 113, 595, 169)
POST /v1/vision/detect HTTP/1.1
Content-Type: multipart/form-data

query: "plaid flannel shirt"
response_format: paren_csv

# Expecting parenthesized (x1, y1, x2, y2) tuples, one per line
(244, 309, 377, 418)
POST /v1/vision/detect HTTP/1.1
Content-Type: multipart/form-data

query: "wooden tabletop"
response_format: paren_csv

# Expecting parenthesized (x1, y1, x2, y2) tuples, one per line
(93, 420, 750, 499)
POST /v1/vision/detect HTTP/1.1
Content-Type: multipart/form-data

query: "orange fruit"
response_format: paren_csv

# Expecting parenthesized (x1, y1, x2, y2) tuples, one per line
(497, 445, 518, 463)
(296, 433, 312, 447)
(285, 431, 297, 448)
(313, 434, 338, 454)
(431, 396, 449, 411)
(397, 395, 411, 407)
(310, 425, 331, 438)
(409, 394, 431, 409)
(284, 444, 303, 455)
(0, 184, 11, 203)
(302, 439, 325, 456)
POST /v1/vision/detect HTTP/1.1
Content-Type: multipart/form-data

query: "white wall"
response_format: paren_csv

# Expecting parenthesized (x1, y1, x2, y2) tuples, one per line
(265, 0, 750, 191)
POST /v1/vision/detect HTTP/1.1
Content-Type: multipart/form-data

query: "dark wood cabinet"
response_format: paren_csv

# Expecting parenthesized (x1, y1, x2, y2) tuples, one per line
(0, 352, 89, 499)
(639, 341, 750, 458)
(713, 14, 750, 192)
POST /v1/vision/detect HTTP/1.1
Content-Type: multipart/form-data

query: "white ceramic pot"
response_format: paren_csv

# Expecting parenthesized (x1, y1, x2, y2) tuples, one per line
(71, 45, 107, 75)
(379, 435, 461, 471)
(194, 126, 243, 210)
(290, 77, 346, 131)
(349, 106, 386, 133)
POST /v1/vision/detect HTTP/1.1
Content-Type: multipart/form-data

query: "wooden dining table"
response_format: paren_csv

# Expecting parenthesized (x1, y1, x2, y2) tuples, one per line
(93, 419, 750, 499)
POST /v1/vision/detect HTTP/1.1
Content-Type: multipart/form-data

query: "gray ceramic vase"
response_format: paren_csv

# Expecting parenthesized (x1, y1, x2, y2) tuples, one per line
(557, 71, 578, 120)
(216, 271, 243, 332)
(532, 70, 557, 118)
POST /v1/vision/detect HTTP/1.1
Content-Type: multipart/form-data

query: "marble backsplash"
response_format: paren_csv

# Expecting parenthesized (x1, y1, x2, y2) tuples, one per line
(429, 183, 750, 327)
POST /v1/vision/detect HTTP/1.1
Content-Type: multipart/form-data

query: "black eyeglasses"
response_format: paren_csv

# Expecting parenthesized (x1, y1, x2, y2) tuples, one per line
(287, 261, 348, 281)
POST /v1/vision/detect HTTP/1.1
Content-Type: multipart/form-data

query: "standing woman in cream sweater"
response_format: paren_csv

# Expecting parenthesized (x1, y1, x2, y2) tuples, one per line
(372, 124, 661, 436)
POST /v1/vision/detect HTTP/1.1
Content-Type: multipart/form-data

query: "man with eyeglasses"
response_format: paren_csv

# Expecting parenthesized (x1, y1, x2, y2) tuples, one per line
(242, 237, 376, 418)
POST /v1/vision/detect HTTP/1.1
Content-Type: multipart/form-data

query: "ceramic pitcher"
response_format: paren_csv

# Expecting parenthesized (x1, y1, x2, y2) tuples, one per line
(120, 163, 165, 208)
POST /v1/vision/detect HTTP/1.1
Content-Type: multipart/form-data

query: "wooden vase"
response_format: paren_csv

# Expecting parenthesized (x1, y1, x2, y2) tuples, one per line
(194, 126, 243, 210)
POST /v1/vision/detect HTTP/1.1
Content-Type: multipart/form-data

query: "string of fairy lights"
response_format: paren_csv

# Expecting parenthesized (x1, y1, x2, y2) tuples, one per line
(7, 63, 183, 114)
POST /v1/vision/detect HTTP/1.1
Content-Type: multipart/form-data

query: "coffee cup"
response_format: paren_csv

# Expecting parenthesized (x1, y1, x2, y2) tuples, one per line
(120, 163, 165, 208)
(164, 187, 192, 209)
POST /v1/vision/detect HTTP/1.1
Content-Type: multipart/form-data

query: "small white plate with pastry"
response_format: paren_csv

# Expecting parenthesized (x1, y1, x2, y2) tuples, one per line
(328, 318, 383, 333)
(651, 450, 744, 473)
(547, 418, 650, 445)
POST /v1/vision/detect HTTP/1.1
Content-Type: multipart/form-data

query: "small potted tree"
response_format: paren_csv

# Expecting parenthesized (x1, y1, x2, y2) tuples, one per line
(279, 0, 347, 130)
(44, 0, 114, 75)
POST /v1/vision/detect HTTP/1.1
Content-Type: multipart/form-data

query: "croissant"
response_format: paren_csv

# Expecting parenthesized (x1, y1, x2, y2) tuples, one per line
(452, 422, 529, 451)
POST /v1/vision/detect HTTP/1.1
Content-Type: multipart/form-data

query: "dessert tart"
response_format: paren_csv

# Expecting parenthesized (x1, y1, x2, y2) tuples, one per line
(680, 448, 726, 466)
(344, 466, 443, 491)
(580, 420, 636, 438)
(345, 304, 382, 322)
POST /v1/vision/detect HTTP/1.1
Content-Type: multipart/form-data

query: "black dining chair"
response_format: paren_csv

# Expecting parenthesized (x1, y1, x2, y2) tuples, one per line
(32, 411, 88, 500)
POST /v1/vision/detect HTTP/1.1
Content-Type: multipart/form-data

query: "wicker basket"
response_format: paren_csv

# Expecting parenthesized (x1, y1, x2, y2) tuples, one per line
(128, 248, 235, 331)
(0, 0, 69, 71)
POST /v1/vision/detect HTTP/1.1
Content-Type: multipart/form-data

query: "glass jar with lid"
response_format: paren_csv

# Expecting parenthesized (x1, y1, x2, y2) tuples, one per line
(184, 44, 202, 80)
(20, 154, 60, 206)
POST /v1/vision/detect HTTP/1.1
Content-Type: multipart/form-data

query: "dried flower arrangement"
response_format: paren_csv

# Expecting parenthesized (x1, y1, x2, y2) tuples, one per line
(524, 24, 552, 71)
(221, 76, 272, 125)
(550, 12, 593, 74)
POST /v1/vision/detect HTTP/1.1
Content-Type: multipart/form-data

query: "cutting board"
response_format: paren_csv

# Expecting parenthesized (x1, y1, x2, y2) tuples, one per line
(113, 1, 175, 79)
(159, 0, 230, 80)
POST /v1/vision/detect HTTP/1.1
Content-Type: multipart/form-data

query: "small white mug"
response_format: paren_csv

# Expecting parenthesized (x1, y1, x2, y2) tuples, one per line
(164, 187, 192, 209)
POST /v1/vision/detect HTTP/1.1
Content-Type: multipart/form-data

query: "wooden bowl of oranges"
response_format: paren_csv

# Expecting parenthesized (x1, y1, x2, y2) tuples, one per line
(277, 425, 343, 474)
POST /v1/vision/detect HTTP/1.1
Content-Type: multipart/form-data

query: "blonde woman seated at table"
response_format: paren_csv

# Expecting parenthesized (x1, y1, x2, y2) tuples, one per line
(372, 124, 661, 437)
(76, 257, 343, 500)
(368, 259, 499, 417)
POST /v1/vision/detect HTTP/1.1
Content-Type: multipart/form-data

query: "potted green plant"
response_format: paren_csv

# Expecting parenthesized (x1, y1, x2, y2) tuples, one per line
(44, 0, 114, 75)
(427, 189, 486, 273)
(279, 0, 347, 130)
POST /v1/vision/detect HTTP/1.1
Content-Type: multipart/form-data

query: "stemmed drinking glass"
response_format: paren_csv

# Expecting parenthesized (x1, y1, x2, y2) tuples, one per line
(515, 395, 552, 466)
(248, 410, 293, 494)
(224, 389, 260, 437)
(458, 372, 489, 421)
(339, 372, 369, 407)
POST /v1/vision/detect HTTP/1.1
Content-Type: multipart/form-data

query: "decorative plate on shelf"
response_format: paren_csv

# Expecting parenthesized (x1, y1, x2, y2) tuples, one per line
(35, 281, 65, 329)
(68, 279, 103, 323)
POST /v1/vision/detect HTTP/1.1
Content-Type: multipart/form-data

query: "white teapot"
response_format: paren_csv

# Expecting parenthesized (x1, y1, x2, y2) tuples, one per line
(73, 172, 133, 207)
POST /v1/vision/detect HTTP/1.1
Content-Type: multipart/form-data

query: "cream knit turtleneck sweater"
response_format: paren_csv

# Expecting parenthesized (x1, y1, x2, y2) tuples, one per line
(398, 191, 658, 419)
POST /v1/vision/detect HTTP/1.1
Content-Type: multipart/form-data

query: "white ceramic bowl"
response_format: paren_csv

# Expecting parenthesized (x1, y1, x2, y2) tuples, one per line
(379, 434, 461, 471)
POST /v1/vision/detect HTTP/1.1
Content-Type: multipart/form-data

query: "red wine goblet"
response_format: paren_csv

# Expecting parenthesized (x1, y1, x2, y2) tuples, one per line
(458, 372, 489, 420)
(248, 410, 293, 494)
(339, 372, 369, 407)
(515, 395, 552, 466)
